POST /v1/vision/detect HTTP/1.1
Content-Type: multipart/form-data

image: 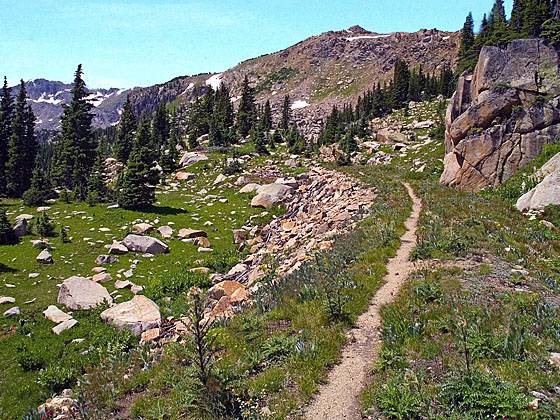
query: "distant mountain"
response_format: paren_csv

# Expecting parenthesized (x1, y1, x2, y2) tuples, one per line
(22, 25, 460, 136)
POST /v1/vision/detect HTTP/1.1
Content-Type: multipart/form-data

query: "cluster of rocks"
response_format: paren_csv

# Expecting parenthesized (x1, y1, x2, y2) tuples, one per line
(199, 166, 376, 324)
(441, 39, 560, 192)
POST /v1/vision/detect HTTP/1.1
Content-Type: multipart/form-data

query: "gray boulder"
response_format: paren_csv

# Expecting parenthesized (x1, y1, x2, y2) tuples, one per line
(37, 249, 54, 264)
(517, 167, 560, 212)
(179, 152, 208, 167)
(123, 234, 169, 255)
(57, 276, 113, 310)
(100, 295, 161, 335)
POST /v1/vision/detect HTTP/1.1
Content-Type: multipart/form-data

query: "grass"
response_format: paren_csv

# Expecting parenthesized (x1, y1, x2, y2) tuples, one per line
(360, 105, 560, 418)
(0, 145, 281, 418)
(68, 163, 411, 419)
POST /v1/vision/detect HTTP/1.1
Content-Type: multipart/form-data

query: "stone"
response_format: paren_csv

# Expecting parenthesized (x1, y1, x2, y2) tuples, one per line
(257, 183, 293, 198)
(157, 225, 173, 238)
(179, 151, 208, 167)
(132, 223, 154, 235)
(123, 234, 169, 255)
(36, 249, 54, 264)
(516, 168, 560, 211)
(376, 128, 408, 143)
(96, 254, 119, 265)
(175, 171, 196, 181)
(43, 305, 72, 323)
(4, 307, 20, 317)
(52, 319, 78, 335)
(549, 352, 560, 369)
(239, 183, 261, 193)
(140, 327, 160, 343)
(31, 239, 49, 249)
(92, 272, 112, 283)
(441, 39, 560, 191)
(57, 276, 113, 310)
(115, 280, 133, 289)
(190, 267, 211, 274)
(100, 295, 161, 335)
(251, 193, 279, 209)
(213, 173, 227, 185)
(131, 284, 144, 294)
(227, 263, 248, 276)
(13, 218, 29, 238)
(207, 280, 246, 301)
(178, 228, 207, 239)
(109, 242, 128, 255)
(0, 297, 16, 305)
(284, 158, 299, 168)
(194, 236, 211, 248)
(233, 229, 248, 244)
(197, 247, 213, 253)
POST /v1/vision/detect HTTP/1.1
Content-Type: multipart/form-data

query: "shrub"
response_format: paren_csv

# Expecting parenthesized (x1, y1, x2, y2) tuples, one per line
(373, 372, 424, 419)
(38, 365, 77, 393)
(206, 249, 241, 274)
(35, 212, 57, 238)
(439, 370, 529, 417)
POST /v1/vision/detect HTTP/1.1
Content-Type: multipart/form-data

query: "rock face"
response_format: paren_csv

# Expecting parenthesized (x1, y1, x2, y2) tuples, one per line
(123, 234, 169, 255)
(100, 295, 161, 335)
(441, 39, 560, 191)
(57, 276, 113, 310)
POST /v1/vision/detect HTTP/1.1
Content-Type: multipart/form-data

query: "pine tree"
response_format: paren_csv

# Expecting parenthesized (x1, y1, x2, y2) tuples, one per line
(23, 166, 53, 206)
(116, 119, 159, 209)
(6, 81, 37, 197)
(392, 59, 410, 107)
(114, 96, 136, 163)
(236, 76, 255, 137)
(36, 212, 56, 238)
(213, 84, 234, 141)
(152, 103, 170, 150)
(521, 0, 552, 38)
(251, 126, 269, 155)
(262, 100, 273, 131)
(0, 209, 17, 245)
(51, 65, 96, 200)
(0, 77, 15, 196)
(510, 0, 525, 35)
(160, 121, 179, 173)
(281, 95, 291, 132)
(86, 148, 108, 205)
(459, 13, 476, 59)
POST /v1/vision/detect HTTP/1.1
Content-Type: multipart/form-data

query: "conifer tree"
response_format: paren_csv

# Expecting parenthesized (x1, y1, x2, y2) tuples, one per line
(86, 148, 108, 205)
(262, 100, 273, 131)
(51, 65, 96, 200)
(6, 81, 37, 197)
(281, 95, 291, 132)
(36, 212, 56, 238)
(0, 209, 17, 245)
(116, 118, 159, 209)
(213, 84, 234, 140)
(152, 103, 170, 150)
(160, 122, 179, 173)
(23, 166, 54, 206)
(459, 13, 476, 58)
(251, 126, 269, 155)
(521, 0, 552, 37)
(509, 0, 525, 35)
(236, 76, 255, 137)
(114, 96, 136, 162)
(392, 59, 410, 107)
(0, 77, 15, 196)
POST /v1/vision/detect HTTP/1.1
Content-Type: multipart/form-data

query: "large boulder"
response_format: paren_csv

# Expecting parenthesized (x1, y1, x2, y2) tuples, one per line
(516, 167, 560, 211)
(441, 39, 560, 191)
(251, 183, 294, 208)
(100, 295, 161, 335)
(123, 234, 169, 255)
(179, 152, 208, 167)
(36, 249, 54, 264)
(57, 276, 113, 310)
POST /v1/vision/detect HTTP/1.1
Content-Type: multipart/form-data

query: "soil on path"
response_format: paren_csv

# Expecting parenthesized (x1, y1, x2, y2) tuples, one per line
(304, 182, 422, 419)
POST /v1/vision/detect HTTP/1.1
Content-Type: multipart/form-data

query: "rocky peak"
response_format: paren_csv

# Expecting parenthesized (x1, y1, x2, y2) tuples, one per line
(441, 39, 560, 191)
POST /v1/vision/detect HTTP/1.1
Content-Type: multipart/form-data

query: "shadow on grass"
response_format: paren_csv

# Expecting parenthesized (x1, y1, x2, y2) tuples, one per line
(0, 262, 17, 273)
(139, 205, 188, 216)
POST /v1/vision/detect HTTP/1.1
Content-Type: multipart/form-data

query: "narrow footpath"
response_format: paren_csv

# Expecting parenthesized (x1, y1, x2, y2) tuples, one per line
(305, 183, 422, 419)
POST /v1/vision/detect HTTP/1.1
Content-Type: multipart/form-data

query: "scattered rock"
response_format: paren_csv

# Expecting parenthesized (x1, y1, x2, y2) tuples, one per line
(100, 295, 161, 335)
(3, 306, 20, 317)
(109, 242, 128, 255)
(58, 276, 113, 310)
(123, 234, 169, 255)
(175, 171, 196, 181)
(132, 223, 154, 235)
(178, 228, 207, 239)
(52, 319, 78, 335)
(36, 249, 54, 264)
(43, 305, 72, 323)
(179, 151, 208, 167)
(157, 225, 173, 238)
(96, 254, 119, 265)
(92, 272, 112, 283)
(0, 297, 16, 305)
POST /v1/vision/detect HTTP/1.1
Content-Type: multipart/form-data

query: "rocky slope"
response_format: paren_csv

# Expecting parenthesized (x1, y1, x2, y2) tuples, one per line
(24, 25, 460, 135)
(441, 39, 560, 191)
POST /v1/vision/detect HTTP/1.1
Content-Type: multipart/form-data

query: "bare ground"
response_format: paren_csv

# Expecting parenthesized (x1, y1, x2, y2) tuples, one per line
(304, 183, 422, 419)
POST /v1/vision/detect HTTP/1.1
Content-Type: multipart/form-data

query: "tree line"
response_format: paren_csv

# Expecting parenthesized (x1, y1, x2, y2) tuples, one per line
(318, 60, 455, 161)
(459, 0, 560, 71)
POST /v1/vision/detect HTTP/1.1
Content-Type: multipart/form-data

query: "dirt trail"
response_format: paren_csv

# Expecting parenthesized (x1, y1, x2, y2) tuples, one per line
(304, 183, 422, 420)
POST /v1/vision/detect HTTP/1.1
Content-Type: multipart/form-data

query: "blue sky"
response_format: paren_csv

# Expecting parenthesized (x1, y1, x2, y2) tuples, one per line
(1, 0, 513, 88)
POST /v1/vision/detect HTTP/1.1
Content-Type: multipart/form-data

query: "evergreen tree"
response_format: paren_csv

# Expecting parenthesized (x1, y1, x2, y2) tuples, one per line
(51, 65, 96, 200)
(251, 126, 269, 155)
(116, 119, 159, 209)
(160, 120, 179, 173)
(213, 84, 235, 139)
(236, 76, 255, 137)
(392, 59, 410, 107)
(542, 15, 560, 44)
(521, 0, 552, 37)
(86, 148, 108, 205)
(0, 77, 15, 196)
(152, 103, 170, 150)
(281, 95, 291, 131)
(36, 212, 56, 238)
(23, 166, 53, 207)
(339, 125, 358, 156)
(0, 209, 17, 245)
(114, 96, 136, 163)
(459, 13, 476, 58)
(509, 0, 525, 35)
(6, 81, 37, 197)
(262, 100, 273, 131)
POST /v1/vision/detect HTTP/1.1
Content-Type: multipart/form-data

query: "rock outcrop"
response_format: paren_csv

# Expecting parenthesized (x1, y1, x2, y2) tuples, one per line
(57, 276, 113, 310)
(516, 153, 560, 211)
(123, 234, 169, 255)
(100, 295, 161, 335)
(441, 39, 560, 191)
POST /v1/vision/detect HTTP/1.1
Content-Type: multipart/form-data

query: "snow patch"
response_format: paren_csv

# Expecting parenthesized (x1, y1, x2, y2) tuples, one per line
(85, 91, 110, 107)
(442, 36, 450, 41)
(179, 83, 195, 96)
(291, 100, 309, 110)
(206, 73, 223, 90)
(344, 34, 390, 41)
(32, 93, 63, 105)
